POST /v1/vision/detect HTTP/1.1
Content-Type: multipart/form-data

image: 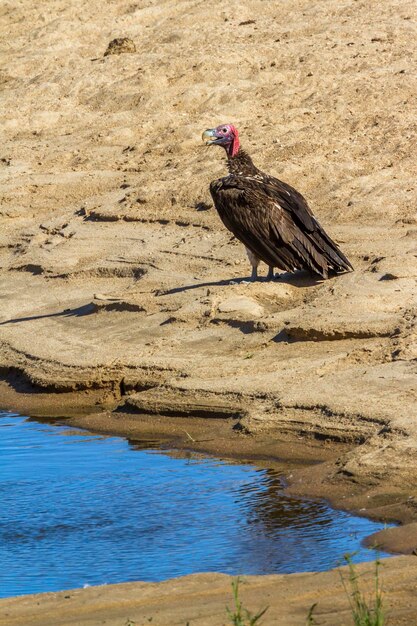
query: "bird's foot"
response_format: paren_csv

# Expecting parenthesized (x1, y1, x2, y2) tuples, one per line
(265, 267, 275, 281)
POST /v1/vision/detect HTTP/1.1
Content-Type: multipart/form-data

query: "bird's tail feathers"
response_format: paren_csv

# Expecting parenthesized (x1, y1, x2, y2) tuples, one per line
(308, 229, 353, 274)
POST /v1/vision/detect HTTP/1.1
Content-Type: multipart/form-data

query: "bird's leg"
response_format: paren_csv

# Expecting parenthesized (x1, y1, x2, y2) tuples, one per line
(245, 248, 260, 282)
(266, 266, 275, 281)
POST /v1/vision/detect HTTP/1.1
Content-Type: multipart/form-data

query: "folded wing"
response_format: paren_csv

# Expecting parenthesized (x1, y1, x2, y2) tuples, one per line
(210, 175, 353, 278)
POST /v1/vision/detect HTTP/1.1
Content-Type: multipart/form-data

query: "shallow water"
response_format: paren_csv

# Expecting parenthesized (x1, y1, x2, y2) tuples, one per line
(0, 410, 391, 598)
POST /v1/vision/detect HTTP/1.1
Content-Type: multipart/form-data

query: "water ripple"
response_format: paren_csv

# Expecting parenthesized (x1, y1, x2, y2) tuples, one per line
(0, 411, 392, 598)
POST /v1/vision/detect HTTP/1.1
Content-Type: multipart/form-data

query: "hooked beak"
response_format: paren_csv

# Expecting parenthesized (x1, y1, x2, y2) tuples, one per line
(202, 128, 223, 145)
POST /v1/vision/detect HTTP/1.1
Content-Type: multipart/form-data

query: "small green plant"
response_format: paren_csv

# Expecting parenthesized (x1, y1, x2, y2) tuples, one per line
(339, 554, 386, 626)
(226, 577, 269, 626)
(305, 603, 319, 625)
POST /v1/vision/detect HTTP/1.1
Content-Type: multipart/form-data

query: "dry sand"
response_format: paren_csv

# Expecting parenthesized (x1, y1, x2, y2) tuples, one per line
(0, 0, 416, 622)
(2, 557, 417, 626)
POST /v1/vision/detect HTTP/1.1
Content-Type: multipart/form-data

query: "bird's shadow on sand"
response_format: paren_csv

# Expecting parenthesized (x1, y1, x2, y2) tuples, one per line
(161, 270, 322, 296)
(0, 272, 322, 324)
(0, 303, 95, 326)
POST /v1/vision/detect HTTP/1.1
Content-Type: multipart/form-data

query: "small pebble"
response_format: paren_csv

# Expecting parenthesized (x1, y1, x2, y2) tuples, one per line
(104, 37, 136, 57)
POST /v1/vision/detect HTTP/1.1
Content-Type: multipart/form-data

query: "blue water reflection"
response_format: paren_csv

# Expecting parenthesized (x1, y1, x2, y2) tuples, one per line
(0, 411, 391, 597)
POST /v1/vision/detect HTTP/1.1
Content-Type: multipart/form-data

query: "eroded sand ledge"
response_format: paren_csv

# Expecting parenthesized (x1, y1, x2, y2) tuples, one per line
(0, 0, 416, 621)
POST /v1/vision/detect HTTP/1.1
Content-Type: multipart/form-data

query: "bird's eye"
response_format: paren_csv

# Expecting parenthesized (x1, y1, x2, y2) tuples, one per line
(222, 128, 228, 133)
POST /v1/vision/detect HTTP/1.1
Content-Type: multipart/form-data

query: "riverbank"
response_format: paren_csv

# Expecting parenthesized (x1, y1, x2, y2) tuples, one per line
(1, 380, 417, 555)
(2, 557, 417, 626)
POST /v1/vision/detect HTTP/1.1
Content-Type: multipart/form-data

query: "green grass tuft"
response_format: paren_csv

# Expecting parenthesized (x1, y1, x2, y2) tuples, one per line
(226, 577, 269, 626)
(339, 554, 387, 626)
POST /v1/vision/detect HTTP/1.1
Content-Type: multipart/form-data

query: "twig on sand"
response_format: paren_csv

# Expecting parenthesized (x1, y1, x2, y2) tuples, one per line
(183, 429, 196, 442)
(182, 430, 215, 444)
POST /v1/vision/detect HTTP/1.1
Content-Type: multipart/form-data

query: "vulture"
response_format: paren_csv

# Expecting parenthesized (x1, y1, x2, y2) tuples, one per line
(202, 124, 353, 281)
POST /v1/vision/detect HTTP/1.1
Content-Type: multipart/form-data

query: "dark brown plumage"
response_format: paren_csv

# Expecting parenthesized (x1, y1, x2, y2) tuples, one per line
(202, 124, 353, 281)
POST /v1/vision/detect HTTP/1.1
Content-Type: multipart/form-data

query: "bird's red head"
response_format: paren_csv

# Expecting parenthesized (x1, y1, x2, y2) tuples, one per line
(202, 124, 240, 158)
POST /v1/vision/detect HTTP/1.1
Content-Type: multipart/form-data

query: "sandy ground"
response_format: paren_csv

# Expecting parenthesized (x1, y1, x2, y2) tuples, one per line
(0, 0, 416, 622)
(1, 557, 417, 626)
